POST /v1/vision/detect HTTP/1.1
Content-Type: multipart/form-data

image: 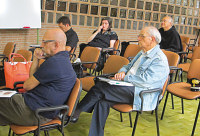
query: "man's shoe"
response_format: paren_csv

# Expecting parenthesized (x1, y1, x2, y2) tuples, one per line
(70, 109, 81, 123)
(70, 116, 79, 123)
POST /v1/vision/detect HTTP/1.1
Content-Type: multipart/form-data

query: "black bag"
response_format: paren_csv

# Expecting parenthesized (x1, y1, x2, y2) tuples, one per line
(72, 63, 83, 78)
(95, 52, 107, 72)
(0, 68, 5, 86)
(120, 41, 130, 56)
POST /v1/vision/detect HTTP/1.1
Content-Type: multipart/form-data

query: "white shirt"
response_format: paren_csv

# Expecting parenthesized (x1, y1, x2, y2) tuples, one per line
(126, 48, 154, 76)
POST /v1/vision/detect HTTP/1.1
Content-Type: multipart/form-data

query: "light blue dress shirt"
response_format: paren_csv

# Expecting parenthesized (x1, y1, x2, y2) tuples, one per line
(118, 45, 169, 111)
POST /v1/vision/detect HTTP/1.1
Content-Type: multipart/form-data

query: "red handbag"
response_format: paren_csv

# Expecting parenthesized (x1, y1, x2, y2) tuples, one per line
(4, 53, 32, 89)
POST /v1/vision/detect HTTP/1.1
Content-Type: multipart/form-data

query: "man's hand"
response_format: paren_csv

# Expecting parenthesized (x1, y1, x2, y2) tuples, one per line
(34, 48, 45, 60)
(114, 72, 126, 80)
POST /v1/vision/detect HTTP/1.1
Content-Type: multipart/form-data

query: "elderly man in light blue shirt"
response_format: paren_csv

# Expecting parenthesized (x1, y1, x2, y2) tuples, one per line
(72, 26, 169, 136)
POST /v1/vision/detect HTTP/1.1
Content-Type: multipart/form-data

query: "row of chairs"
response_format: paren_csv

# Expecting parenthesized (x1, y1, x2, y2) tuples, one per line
(75, 34, 200, 135)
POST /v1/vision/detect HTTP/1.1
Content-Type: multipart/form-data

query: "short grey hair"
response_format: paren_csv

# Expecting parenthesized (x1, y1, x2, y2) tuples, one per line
(166, 16, 174, 25)
(146, 26, 161, 44)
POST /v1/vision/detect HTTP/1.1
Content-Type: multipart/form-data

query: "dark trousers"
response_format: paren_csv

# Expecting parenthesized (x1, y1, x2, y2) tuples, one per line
(0, 94, 50, 126)
(78, 43, 88, 58)
(78, 81, 135, 136)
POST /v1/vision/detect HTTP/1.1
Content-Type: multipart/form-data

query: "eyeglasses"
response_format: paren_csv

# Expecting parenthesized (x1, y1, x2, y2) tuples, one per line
(42, 40, 56, 43)
(138, 34, 151, 38)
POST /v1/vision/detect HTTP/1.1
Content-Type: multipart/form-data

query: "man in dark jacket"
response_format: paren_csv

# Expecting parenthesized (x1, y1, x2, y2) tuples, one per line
(159, 16, 182, 52)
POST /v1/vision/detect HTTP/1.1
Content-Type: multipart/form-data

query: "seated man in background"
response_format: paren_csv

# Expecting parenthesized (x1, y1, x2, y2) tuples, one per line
(72, 26, 169, 136)
(78, 17, 118, 57)
(57, 16, 79, 52)
(0, 29, 76, 126)
(159, 16, 182, 52)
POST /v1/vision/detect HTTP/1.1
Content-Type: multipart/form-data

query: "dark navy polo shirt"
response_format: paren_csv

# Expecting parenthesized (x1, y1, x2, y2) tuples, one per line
(23, 51, 76, 119)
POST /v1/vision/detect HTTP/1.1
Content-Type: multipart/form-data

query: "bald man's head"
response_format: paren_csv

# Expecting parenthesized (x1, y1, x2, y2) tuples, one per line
(43, 28, 66, 48)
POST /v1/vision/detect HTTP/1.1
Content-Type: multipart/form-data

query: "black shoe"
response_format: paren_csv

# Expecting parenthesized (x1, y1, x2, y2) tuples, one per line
(70, 109, 81, 123)
(70, 116, 79, 123)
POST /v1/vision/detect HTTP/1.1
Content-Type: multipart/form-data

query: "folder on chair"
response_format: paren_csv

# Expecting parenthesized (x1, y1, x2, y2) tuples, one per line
(97, 77, 134, 86)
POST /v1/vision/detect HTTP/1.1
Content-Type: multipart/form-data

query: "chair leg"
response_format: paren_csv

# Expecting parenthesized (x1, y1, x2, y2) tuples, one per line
(161, 92, 169, 120)
(181, 98, 184, 114)
(171, 94, 174, 109)
(155, 108, 160, 136)
(132, 112, 139, 136)
(8, 127, 11, 136)
(120, 112, 123, 122)
(129, 112, 132, 128)
(191, 100, 200, 136)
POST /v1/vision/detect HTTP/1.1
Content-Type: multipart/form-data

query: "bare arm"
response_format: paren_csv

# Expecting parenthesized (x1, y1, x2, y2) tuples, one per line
(23, 48, 44, 91)
(87, 26, 103, 43)
(110, 40, 116, 48)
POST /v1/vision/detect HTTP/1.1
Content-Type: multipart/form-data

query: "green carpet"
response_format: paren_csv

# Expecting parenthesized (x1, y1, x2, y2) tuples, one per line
(0, 91, 200, 136)
(0, 71, 200, 136)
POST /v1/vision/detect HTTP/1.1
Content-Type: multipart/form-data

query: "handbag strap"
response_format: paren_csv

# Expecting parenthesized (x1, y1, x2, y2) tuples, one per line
(9, 53, 27, 63)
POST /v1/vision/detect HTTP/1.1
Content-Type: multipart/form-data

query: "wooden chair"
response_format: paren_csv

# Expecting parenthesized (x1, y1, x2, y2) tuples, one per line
(123, 44, 141, 61)
(0, 42, 16, 67)
(161, 59, 200, 136)
(13, 49, 32, 62)
(73, 46, 101, 78)
(9, 78, 82, 136)
(178, 47, 200, 73)
(80, 55, 129, 92)
(112, 77, 169, 136)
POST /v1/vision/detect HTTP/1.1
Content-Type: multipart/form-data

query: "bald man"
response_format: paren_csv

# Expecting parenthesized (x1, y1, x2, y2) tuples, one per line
(0, 29, 76, 126)
(159, 16, 182, 52)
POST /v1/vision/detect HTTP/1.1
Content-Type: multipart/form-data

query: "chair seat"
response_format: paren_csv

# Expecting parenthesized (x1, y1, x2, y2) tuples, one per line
(80, 76, 95, 92)
(178, 63, 190, 72)
(167, 82, 200, 100)
(10, 119, 61, 135)
(112, 104, 133, 112)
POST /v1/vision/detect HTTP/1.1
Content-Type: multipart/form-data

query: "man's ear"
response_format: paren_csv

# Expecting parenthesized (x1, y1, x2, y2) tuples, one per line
(54, 41, 59, 49)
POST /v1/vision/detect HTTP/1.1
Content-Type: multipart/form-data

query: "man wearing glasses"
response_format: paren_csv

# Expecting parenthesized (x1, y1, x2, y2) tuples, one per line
(72, 26, 169, 136)
(159, 16, 182, 52)
(0, 29, 76, 126)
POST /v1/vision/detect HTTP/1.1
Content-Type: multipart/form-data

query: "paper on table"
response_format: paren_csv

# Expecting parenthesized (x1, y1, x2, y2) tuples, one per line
(0, 90, 17, 98)
(97, 77, 134, 86)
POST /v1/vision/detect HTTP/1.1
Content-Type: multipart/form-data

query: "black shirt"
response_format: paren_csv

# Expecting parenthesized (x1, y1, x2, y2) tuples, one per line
(23, 51, 76, 119)
(159, 26, 182, 52)
(88, 29, 118, 48)
(65, 28, 79, 50)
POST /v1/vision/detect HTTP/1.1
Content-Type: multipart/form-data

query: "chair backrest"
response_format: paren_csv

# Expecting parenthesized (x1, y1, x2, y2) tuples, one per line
(162, 50, 180, 67)
(180, 35, 190, 45)
(66, 78, 82, 116)
(191, 47, 200, 61)
(182, 43, 188, 52)
(161, 76, 169, 98)
(80, 46, 101, 69)
(3, 42, 16, 57)
(187, 59, 200, 80)
(123, 44, 141, 59)
(103, 55, 129, 74)
(113, 39, 120, 55)
(14, 49, 32, 62)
